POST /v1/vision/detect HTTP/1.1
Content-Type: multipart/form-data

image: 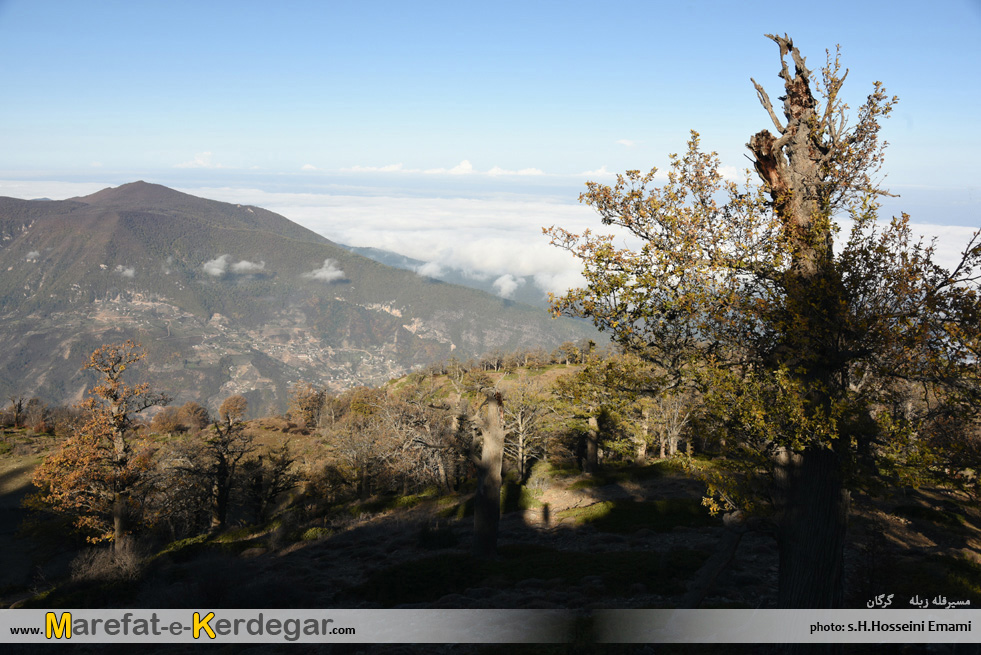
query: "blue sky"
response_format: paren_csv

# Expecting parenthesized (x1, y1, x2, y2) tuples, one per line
(1, 0, 978, 296)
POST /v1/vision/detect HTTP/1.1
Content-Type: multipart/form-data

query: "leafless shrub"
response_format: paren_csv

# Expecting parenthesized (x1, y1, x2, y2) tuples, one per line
(70, 542, 146, 583)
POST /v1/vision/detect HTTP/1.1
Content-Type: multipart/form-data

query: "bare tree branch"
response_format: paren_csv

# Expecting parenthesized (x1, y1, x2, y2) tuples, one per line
(752, 78, 785, 133)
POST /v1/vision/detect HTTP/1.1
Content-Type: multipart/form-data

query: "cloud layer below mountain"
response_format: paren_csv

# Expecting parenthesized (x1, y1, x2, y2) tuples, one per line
(2, 178, 975, 302)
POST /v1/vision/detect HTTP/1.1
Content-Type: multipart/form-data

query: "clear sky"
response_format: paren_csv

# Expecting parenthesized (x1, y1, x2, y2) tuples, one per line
(1, 0, 978, 297)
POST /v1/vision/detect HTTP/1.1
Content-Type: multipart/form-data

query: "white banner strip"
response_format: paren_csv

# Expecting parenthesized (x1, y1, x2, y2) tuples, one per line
(2, 609, 979, 644)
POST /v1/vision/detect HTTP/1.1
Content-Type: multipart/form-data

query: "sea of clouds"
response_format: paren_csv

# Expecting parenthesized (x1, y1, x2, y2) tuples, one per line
(1, 177, 976, 301)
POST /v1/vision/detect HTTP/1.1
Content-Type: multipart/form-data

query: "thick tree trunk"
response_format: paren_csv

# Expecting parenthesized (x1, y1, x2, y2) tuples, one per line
(772, 447, 849, 608)
(212, 479, 231, 530)
(473, 391, 504, 559)
(747, 37, 854, 622)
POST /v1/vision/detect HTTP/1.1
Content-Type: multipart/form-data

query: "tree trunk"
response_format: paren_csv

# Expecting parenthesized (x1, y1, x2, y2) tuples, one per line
(636, 407, 650, 462)
(517, 432, 526, 481)
(212, 478, 231, 530)
(585, 415, 599, 474)
(473, 391, 504, 559)
(435, 456, 449, 493)
(358, 467, 369, 501)
(112, 491, 129, 553)
(748, 36, 853, 620)
(772, 447, 849, 608)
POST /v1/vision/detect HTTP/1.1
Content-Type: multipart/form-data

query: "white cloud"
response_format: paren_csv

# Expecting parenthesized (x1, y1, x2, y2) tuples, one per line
(342, 161, 546, 177)
(303, 258, 345, 282)
(230, 259, 265, 273)
(253, 193, 600, 297)
(719, 165, 748, 181)
(616, 139, 638, 147)
(344, 163, 408, 173)
(114, 264, 135, 278)
(26, 250, 40, 261)
(202, 254, 230, 277)
(425, 160, 475, 175)
(533, 270, 587, 297)
(416, 261, 444, 278)
(301, 164, 319, 171)
(492, 274, 524, 299)
(487, 166, 545, 177)
(176, 152, 223, 169)
(90, 161, 103, 168)
(579, 165, 614, 178)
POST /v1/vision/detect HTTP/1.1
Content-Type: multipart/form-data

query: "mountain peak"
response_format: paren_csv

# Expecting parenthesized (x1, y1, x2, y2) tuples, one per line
(73, 181, 196, 207)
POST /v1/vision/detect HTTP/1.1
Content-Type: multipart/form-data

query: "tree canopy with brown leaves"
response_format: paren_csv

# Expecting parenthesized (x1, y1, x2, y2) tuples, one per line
(546, 34, 980, 609)
(29, 341, 170, 549)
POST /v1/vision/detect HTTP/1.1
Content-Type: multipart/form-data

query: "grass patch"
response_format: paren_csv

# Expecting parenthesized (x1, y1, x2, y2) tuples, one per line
(501, 481, 542, 513)
(348, 544, 707, 606)
(566, 461, 680, 489)
(439, 483, 543, 519)
(547, 464, 583, 479)
(439, 497, 473, 520)
(212, 525, 261, 542)
(155, 530, 265, 562)
(349, 488, 442, 516)
(155, 534, 212, 561)
(557, 499, 717, 533)
(300, 527, 332, 541)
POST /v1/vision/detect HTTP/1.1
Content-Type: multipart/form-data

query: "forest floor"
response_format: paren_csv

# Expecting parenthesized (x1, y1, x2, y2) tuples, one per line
(5, 445, 981, 653)
(6, 454, 978, 614)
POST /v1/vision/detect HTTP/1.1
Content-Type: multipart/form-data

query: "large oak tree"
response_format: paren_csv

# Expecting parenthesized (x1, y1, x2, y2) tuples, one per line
(546, 34, 980, 609)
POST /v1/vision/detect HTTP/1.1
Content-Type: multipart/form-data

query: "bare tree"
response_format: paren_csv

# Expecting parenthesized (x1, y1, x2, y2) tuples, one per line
(203, 395, 255, 530)
(501, 379, 553, 480)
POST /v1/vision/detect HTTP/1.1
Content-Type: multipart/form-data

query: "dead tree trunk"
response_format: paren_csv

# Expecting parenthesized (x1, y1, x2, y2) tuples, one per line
(473, 390, 504, 559)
